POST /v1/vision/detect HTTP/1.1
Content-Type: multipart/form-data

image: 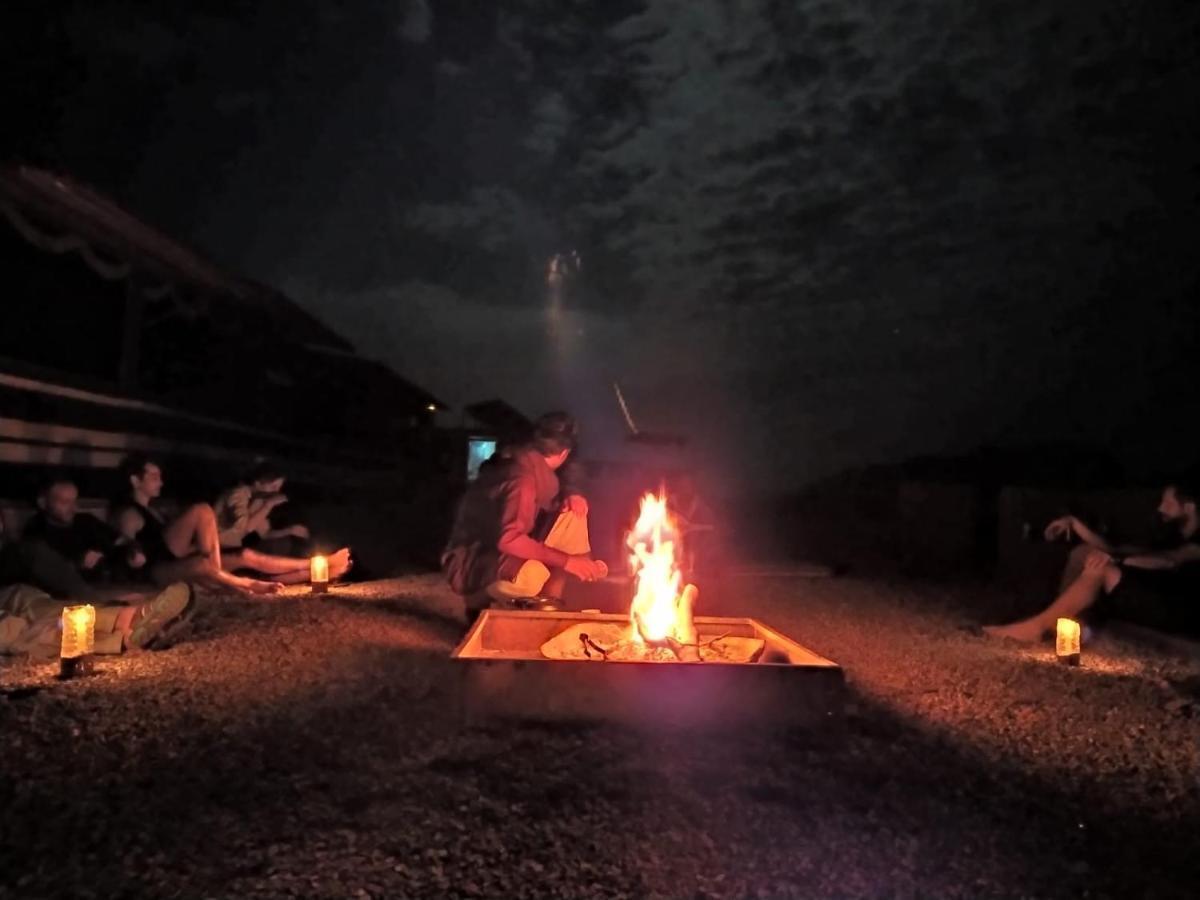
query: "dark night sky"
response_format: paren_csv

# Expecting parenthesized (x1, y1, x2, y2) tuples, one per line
(4, 0, 1199, 494)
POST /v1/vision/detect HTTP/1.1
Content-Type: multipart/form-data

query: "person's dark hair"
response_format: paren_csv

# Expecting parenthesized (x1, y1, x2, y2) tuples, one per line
(37, 474, 77, 499)
(531, 411, 578, 456)
(116, 453, 156, 495)
(247, 460, 285, 485)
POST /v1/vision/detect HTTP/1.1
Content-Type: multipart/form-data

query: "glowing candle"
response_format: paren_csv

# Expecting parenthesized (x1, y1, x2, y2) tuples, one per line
(60, 604, 95, 678)
(310, 555, 329, 594)
(1056, 617, 1081, 666)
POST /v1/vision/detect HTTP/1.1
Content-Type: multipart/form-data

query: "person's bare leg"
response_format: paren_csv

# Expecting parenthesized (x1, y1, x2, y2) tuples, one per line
(985, 563, 1121, 642)
(150, 557, 280, 595)
(236, 546, 352, 580)
(1058, 543, 1093, 593)
(162, 503, 224, 569)
(218, 549, 310, 585)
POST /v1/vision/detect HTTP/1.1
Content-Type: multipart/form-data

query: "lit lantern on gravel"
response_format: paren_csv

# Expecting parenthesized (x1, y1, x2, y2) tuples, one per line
(1056, 617, 1081, 666)
(310, 555, 329, 594)
(60, 604, 95, 678)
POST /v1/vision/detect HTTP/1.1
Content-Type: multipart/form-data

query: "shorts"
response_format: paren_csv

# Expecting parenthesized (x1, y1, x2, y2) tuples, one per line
(1094, 568, 1200, 637)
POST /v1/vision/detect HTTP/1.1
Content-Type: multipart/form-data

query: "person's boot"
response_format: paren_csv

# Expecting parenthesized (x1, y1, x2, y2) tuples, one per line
(126, 582, 194, 650)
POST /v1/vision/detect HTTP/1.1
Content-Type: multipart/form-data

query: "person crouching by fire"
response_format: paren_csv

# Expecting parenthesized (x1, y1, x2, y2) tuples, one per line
(442, 412, 608, 625)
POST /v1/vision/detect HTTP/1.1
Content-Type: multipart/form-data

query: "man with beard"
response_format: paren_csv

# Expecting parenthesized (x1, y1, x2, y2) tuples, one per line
(985, 480, 1200, 641)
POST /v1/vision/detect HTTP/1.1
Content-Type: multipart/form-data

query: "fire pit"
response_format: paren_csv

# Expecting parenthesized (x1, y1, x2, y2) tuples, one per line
(453, 488, 843, 728)
(452, 609, 843, 729)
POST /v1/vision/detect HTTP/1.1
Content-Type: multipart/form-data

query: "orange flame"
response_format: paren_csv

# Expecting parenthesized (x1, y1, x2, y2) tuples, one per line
(626, 490, 687, 643)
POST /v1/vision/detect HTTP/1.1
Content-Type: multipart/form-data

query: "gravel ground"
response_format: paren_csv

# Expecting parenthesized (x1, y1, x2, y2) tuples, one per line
(1, 574, 1197, 899)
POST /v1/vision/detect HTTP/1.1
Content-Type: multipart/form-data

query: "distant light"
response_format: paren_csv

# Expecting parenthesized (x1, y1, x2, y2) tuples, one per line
(426, 404, 437, 412)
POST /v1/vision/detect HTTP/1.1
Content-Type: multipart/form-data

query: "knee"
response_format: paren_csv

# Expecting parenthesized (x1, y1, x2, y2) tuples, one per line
(1103, 564, 1123, 593)
(1068, 543, 1093, 564)
(187, 502, 216, 522)
(517, 561, 551, 593)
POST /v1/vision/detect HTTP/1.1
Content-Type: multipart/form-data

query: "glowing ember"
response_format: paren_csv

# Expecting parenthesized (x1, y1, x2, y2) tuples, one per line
(626, 490, 697, 648)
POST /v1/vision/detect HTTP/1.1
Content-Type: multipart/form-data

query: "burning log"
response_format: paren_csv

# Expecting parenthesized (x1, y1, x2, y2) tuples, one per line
(540, 491, 768, 663)
(636, 583, 699, 661)
(540, 618, 764, 664)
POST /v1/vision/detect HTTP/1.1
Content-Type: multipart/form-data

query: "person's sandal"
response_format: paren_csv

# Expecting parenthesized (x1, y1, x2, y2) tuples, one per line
(127, 582, 194, 651)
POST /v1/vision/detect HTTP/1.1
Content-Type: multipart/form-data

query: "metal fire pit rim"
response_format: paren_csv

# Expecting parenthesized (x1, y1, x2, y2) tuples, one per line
(451, 608, 840, 670)
(451, 609, 845, 728)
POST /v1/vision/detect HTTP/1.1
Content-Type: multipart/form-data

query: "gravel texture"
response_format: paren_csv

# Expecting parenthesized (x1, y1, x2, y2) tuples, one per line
(1, 574, 1197, 899)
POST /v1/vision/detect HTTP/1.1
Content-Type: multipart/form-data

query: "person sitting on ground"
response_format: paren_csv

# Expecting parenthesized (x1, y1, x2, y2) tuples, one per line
(984, 480, 1200, 642)
(213, 461, 310, 551)
(22, 477, 146, 585)
(442, 411, 608, 622)
(0, 510, 88, 602)
(0, 580, 193, 658)
(110, 454, 351, 594)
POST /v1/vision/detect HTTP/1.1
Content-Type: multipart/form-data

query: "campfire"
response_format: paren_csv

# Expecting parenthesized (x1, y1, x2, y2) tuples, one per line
(541, 490, 761, 664)
(452, 488, 845, 727)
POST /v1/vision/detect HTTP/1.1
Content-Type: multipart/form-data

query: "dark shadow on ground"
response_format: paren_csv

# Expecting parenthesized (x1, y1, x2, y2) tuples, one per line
(3, 628, 1197, 897)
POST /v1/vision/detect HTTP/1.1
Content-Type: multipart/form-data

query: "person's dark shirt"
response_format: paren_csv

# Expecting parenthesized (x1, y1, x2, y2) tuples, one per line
(110, 499, 175, 566)
(22, 512, 124, 581)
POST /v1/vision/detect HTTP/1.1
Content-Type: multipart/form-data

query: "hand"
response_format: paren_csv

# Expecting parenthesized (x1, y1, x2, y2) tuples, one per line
(289, 524, 311, 540)
(564, 555, 606, 582)
(562, 494, 589, 517)
(81, 550, 104, 570)
(269, 493, 289, 508)
(126, 549, 147, 570)
(1043, 516, 1075, 542)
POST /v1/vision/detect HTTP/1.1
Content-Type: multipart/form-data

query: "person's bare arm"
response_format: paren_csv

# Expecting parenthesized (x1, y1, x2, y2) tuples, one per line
(242, 494, 287, 536)
(1044, 515, 1138, 553)
(112, 507, 145, 542)
(1122, 543, 1200, 570)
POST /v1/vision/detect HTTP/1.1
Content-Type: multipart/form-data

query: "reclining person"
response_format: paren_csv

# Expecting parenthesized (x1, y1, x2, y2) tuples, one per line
(442, 412, 607, 622)
(985, 480, 1200, 642)
(0, 580, 192, 658)
(110, 454, 350, 593)
(213, 461, 311, 552)
(23, 477, 146, 586)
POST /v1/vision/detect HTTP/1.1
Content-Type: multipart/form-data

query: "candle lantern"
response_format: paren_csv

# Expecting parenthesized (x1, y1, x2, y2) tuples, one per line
(1056, 617, 1081, 666)
(60, 604, 96, 678)
(310, 555, 329, 594)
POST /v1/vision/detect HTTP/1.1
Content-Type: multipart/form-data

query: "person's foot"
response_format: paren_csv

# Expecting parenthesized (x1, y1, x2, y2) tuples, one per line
(982, 622, 1046, 643)
(127, 582, 194, 650)
(327, 548, 353, 580)
(225, 572, 284, 595)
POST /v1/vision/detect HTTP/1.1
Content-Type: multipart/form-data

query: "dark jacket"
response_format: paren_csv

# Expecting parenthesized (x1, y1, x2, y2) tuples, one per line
(441, 446, 571, 595)
(22, 512, 125, 582)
